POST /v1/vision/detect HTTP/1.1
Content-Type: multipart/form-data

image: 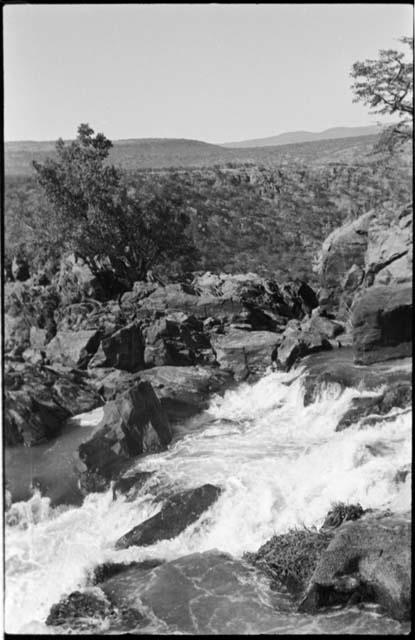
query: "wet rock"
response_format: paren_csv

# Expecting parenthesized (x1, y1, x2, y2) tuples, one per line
(4, 362, 103, 447)
(88, 323, 145, 371)
(351, 285, 412, 365)
(46, 588, 146, 632)
(299, 512, 411, 621)
(112, 471, 155, 501)
(138, 365, 233, 421)
(100, 550, 290, 634)
(274, 318, 333, 372)
(78, 381, 171, 486)
(336, 381, 412, 431)
(46, 329, 101, 368)
(301, 349, 412, 406)
(211, 328, 281, 380)
(115, 484, 221, 549)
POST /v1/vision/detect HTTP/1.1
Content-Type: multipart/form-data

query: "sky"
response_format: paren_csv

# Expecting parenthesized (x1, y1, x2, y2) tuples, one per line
(3, 3, 413, 143)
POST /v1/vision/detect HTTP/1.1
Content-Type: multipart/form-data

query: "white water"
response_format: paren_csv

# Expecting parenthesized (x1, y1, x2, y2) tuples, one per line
(4, 366, 412, 634)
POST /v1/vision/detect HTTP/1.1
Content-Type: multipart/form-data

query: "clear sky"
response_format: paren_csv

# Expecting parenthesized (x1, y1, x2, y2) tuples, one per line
(3, 3, 413, 143)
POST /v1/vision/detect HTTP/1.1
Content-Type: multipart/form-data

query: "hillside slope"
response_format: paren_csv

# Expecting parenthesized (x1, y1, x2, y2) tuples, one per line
(222, 125, 386, 148)
(5, 133, 381, 176)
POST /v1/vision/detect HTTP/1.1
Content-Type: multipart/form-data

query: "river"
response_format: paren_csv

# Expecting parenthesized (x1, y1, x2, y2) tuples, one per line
(4, 361, 411, 634)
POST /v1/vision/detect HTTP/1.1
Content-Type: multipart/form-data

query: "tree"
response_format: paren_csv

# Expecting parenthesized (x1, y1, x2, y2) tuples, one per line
(33, 124, 198, 283)
(350, 37, 413, 152)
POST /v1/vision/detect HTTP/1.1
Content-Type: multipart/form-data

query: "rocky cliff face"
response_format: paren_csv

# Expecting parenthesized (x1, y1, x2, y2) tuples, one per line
(317, 201, 412, 365)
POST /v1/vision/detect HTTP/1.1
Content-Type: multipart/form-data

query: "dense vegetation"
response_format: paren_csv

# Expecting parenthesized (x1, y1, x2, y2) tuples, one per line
(5, 138, 412, 285)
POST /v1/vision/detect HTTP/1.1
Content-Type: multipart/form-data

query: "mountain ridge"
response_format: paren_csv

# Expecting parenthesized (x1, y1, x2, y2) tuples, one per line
(222, 124, 389, 148)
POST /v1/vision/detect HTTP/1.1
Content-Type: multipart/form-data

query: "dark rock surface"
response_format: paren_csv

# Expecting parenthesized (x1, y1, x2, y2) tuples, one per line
(99, 550, 291, 634)
(4, 362, 103, 446)
(351, 284, 412, 365)
(138, 365, 233, 421)
(299, 512, 411, 621)
(88, 322, 145, 371)
(211, 328, 281, 380)
(336, 381, 412, 431)
(78, 381, 171, 487)
(46, 329, 101, 368)
(300, 349, 412, 406)
(115, 484, 221, 549)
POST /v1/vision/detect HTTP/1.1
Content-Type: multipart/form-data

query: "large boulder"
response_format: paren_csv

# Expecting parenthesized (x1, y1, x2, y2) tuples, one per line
(138, 365, 233, 421)
(57, 552, 290, 634)
(211, 329, 281, 380)
(351, 285, 412, 364)
(46, 329, 101, 368)
(365, 202, 412, 286)
(4, 362, 103, 447)
(143, 313, 212, 367)
(318, 211, 374, 317)
(274, 317, 336, 372)
(115, 484, 221, 549)
(78, 381, 171, 487)
(299, 512, 411, 621)
(88, 323, 145, 371)
(4, 391, 71, 447)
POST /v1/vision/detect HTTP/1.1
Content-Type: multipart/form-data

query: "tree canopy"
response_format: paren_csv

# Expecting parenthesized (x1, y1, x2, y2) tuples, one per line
(32, 124, 198, 282)
(350, 36, 413, 152)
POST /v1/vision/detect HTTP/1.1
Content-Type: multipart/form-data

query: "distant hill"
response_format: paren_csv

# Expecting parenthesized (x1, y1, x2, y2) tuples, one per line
(4, 133, 383, 176)
(222, 125, 386, 148)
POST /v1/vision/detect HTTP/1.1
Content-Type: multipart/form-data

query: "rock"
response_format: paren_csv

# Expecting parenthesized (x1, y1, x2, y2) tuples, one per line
(46, 329, 101, 368)
(46, 588, 146, 632)
(299, 512, 411, 621)
(30, 326, 48, 349)
(115, 484, 221, 549)
(211, 329, 281, 380)
(351, 285, 412, 365)
(4, 390, 71, 447)
(365, 202, 412, 286)
(88, 323, 144, 371)
(318, 210, 373, 317)
(11, 256, 30, 281)
(78, 381, 171, 486)
(57, 253, 107, 303)
(336, 381, 412, 431)
(99, 551, 289, 634)
(138, 365, 233, 421)
(301, 349, 412, 406)
(3, 363, 103, 446)
(88, 368, 142, 401)
(4, 313, 30, 354)
(143, 314, 210, 367)
(274, 319, 332, 372)
(112, 471, 155, 501)
(120, 281, 157, 307)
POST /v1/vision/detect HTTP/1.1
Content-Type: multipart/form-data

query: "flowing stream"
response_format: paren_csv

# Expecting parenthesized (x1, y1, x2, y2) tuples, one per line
(4, 363, 411, 634)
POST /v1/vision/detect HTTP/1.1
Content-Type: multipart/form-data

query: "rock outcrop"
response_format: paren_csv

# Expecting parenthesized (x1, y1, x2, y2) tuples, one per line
(115, 484, 221, 549)
(78, 381, 171, 489)
(299, 512, 411, 621)
(351, 285, 412, 365)
(211, 328, 281, 380)
(4, 362, 103, 447)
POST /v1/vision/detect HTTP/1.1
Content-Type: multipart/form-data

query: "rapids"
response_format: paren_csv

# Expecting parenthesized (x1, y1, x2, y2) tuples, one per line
(4, 364, 412, 634)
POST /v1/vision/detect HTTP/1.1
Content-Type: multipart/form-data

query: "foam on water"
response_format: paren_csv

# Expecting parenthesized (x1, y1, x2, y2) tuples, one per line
(4, 366, 412, 633)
